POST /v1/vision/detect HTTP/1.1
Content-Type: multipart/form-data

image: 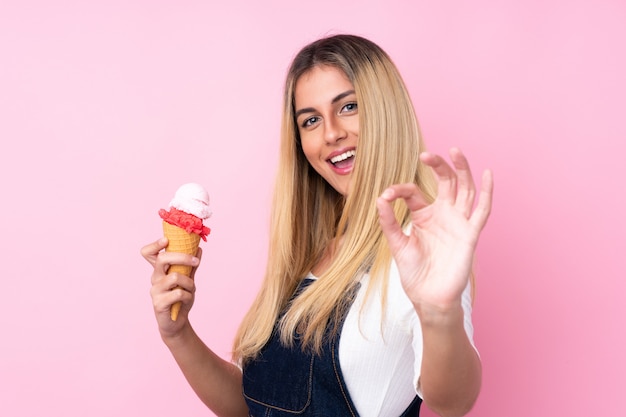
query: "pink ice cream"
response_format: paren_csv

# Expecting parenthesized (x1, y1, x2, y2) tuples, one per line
(159, 183, 212, 241)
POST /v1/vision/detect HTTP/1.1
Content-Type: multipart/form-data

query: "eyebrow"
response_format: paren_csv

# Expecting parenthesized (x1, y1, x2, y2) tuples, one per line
(294, 90, 356, 119)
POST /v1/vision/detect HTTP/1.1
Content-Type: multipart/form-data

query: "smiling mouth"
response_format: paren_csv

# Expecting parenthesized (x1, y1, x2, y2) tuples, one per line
(329, 150, 356, 168)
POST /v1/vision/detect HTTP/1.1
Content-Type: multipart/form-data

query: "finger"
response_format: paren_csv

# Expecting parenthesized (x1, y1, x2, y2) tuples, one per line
(151, 252, 200, 285)
(376, 193, 406, 255)
(169, 273, 196, 293)
(377, 184, 429, 254)
(190, 247, 203, 280)
(449, 148, 476, 217)
(469, 169, 494, 232)
(420, 152, 457, 203)
(382, 183, 430, 211)
(151, 272, 196, 302)
(140, 237, 169, 266)
(151, 279, 195, 315)
(153, 270, 196, 292)
(155, 251, 200, 273)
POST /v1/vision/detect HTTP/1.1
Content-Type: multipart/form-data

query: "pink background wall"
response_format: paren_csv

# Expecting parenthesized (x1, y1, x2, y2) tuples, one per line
(1, 1, 624, 416)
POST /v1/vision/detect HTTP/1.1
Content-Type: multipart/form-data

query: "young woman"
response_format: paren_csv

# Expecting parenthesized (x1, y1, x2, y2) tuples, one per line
(142, 34, 493, 417)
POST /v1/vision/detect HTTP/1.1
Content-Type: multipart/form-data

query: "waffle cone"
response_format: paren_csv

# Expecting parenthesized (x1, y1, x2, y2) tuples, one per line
(162, 221, 201, 321)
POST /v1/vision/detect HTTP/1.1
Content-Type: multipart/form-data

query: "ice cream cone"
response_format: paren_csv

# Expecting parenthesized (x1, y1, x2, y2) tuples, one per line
(162, 221, 201, 321)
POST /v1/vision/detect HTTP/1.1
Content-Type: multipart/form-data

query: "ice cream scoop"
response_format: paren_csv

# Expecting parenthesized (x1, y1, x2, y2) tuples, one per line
(159, 183, 211, 321)
(168, 182, 212, 222)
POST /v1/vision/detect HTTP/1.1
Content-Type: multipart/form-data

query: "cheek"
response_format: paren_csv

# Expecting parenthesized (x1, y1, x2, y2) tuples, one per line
(300, 140, 329, 178)
(300, 136, 320, 165)
(301, 147, 319, 171)
(348, 117, 359, 137)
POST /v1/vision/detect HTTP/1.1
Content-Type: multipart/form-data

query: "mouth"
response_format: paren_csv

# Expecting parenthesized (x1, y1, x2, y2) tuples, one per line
(327, 149, 356, 173)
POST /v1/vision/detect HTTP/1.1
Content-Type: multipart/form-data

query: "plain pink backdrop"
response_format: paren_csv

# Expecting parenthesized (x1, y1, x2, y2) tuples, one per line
(1, 1, 624, 416)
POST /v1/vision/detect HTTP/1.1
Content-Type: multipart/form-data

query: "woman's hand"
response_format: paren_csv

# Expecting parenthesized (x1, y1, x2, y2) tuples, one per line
(140, 238, 201, 340)
(376, 148, 493, 316)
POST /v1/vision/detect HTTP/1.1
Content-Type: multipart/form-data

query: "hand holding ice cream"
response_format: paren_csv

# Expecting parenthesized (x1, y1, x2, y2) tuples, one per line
(159, 183, 211, 321)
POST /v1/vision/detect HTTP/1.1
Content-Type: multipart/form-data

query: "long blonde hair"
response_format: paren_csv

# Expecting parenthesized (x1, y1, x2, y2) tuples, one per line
(232, 34, 437, 363)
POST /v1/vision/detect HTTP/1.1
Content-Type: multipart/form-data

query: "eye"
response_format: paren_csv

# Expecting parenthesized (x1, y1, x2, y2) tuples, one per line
(302, 116, 320, 128)
(341, 102, 358, 113)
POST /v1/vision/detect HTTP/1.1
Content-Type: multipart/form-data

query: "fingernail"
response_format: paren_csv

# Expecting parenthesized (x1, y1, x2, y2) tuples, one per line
(191, 257, 199, 266)
(381, 189, 393, 199)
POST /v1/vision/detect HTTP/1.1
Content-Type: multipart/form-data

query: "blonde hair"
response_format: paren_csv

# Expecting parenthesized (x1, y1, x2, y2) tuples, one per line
(232, 34, 437, 363)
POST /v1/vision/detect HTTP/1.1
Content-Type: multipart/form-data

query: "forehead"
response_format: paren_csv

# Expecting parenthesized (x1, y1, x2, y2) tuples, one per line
(294, 65, 354, 107)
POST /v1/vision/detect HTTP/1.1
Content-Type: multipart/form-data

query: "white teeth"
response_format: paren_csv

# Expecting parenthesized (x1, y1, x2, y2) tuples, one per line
(330, 150, 356, 164)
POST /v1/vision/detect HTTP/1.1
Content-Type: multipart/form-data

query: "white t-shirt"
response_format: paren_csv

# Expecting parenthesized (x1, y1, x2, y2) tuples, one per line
(306, 261, 476, 417)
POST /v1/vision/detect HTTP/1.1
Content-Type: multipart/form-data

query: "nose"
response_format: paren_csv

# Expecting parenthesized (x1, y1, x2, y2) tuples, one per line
(324, 116, 347, 144)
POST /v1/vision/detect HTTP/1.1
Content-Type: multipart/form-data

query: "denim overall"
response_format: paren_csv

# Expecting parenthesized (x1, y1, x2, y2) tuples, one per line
(242, 279, 422, 417)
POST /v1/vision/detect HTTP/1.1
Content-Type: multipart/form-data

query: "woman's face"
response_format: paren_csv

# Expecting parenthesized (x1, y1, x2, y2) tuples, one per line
(294, 65, 359, 196)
